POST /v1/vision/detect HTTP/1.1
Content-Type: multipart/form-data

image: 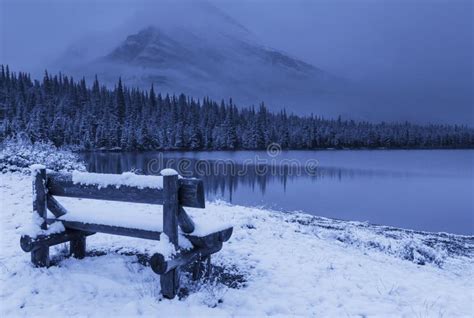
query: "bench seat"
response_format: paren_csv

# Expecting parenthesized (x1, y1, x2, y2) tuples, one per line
(54, 197, 232, 239)
(22, 199, 233, 253)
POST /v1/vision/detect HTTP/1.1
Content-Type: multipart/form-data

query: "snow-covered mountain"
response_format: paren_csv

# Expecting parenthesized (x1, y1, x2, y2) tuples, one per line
(58, 2, 348, 116)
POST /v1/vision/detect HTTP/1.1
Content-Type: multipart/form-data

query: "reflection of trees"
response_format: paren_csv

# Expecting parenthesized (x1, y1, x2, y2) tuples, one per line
(81, 153, 422, 203)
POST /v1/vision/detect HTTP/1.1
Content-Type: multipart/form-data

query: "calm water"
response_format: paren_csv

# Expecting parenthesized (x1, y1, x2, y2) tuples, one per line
(80, 150, 474, 235)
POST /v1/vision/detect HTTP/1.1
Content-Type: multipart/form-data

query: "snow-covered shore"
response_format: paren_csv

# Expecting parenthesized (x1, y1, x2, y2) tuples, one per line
(1, 172, 473, 317)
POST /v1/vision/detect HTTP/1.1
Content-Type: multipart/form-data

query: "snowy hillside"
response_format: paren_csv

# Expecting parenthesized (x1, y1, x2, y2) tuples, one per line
(1, 172, 473, 317)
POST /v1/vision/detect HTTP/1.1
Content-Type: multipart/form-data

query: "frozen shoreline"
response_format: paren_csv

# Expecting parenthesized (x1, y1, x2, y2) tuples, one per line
(1, 172, 473, 317)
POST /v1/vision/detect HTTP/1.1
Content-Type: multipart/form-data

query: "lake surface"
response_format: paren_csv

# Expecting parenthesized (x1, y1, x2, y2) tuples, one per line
(80, 150, 474, 235)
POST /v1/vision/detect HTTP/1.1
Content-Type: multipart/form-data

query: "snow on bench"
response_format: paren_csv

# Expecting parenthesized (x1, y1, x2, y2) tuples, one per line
(72, 171, 165, 189)
(54, 197, 232, 245)
(21, 167, 233, 299)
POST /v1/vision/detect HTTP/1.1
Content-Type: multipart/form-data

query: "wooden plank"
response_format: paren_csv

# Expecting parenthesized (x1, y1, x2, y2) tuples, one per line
(178, 178, 205, 208)
(47, 194, 68, 217)
(161, 173, 179, 299)
(47, 219, 231, 247)
(20, 230, 94, 252)
(47, 171, 164, 204)
(33, 168, 48, 230)
(184, 227, 233, 248)
(177, 206, 195, 233)
(162, 173, 179, 244)
(70, 235, 87, 259)
(31, 167, 49, 267)
(150, 242, 223, 275)
(60, 220, 161, 240)
(218, 227, 233, 242)
(46, 171, 205, 208)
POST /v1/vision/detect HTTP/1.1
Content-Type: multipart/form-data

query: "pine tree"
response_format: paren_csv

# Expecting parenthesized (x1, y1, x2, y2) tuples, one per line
(116, 78, 126, 125)
(0, 65, 472, 151)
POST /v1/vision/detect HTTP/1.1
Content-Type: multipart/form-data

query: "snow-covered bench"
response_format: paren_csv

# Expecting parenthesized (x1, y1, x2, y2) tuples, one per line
(20, 166, 233, 299)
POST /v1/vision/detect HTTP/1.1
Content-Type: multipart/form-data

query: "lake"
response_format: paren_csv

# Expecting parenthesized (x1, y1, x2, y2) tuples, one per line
(80, 150, 474, 235)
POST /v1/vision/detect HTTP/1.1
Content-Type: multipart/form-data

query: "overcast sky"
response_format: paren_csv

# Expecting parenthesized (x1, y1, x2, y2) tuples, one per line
(1, 0, 472, 124)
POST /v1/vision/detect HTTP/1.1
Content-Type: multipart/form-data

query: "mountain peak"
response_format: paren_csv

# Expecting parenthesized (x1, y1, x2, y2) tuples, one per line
(127, 1, 253, 42)
(58, 3, 341, 117)
(106, 26, 186, 67)
(106, 24, 320, 73)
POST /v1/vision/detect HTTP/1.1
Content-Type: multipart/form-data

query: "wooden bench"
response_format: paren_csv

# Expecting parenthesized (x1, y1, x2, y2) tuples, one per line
(20, 166, 233, 299)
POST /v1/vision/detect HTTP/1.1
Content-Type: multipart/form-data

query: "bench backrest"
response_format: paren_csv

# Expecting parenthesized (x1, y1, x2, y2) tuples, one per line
(31, 168, 200, 244)
(46, 171, 205, 208)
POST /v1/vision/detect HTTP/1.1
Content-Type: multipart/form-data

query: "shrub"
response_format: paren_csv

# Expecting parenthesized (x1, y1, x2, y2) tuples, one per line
(0, 134, 86, 173)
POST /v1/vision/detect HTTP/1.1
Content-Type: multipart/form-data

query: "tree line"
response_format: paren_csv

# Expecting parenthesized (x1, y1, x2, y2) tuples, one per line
(1, 65, 473, 150)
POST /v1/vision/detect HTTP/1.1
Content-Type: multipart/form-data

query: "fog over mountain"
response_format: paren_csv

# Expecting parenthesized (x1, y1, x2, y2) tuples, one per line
(57, 13, 347, 119)
(1, 0, 472, 124)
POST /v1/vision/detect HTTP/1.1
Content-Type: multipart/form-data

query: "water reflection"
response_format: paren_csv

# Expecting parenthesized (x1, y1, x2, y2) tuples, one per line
(81, 151, 436, 201)
(79, 151, 473, 234)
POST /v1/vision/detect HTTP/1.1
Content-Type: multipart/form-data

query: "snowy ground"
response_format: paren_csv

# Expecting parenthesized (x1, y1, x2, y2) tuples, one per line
(1, 172, 473, 317)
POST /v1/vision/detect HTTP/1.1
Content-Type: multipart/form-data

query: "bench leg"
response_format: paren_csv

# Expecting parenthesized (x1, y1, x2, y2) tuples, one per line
(31, 246, 49, 267)
(70, 235, 86, 259)
(160, 268, 180, 299)
(192, 259, 204, 281)
(205, 256, 212, 278)
(192, 256, 211, 281)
